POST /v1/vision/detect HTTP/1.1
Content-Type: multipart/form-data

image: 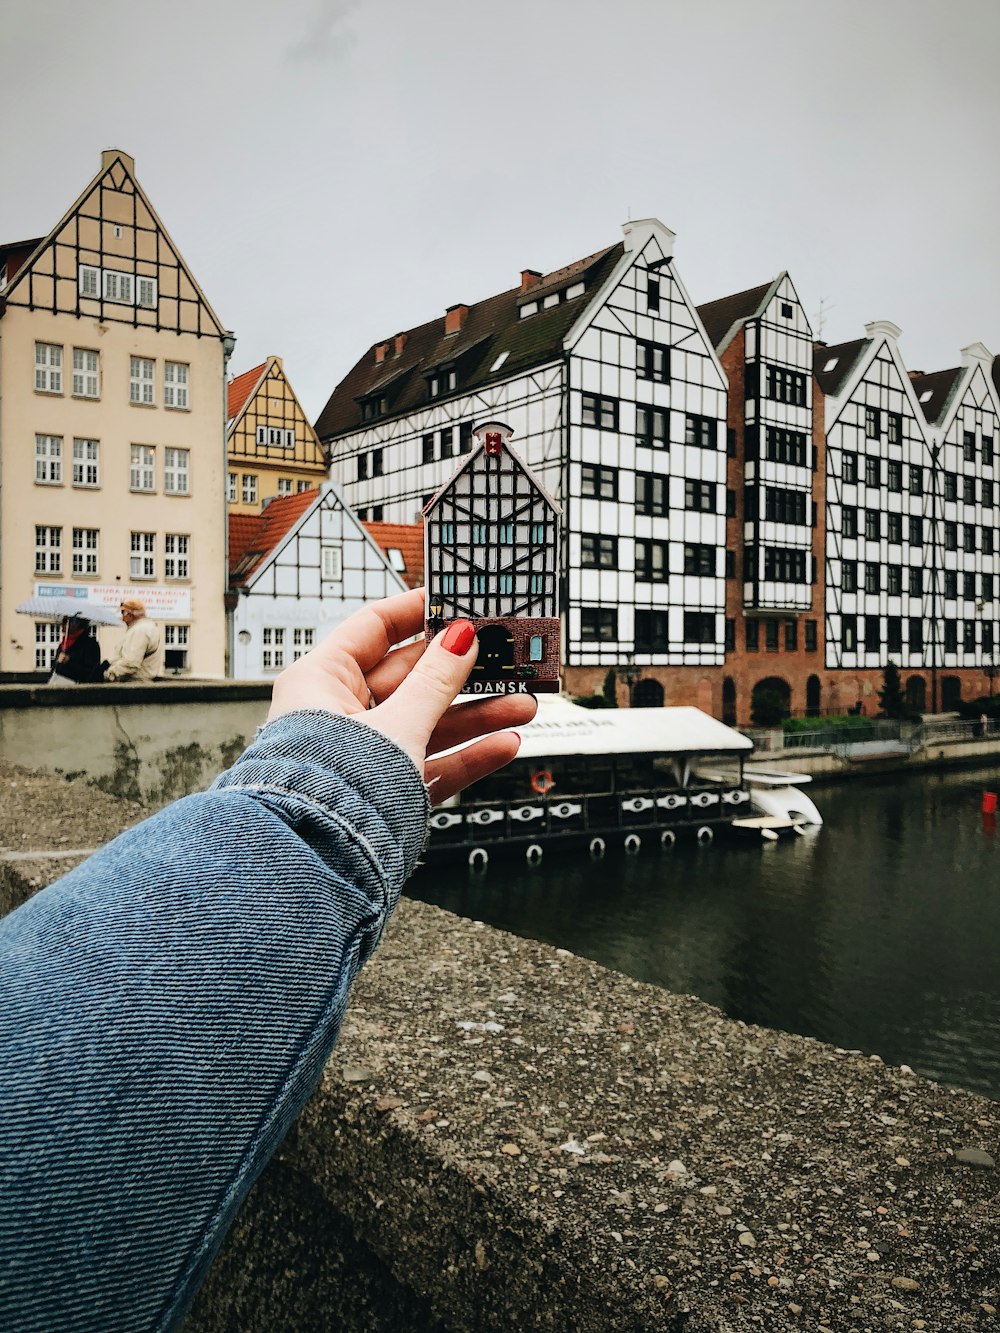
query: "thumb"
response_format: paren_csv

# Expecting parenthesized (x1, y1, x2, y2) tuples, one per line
(370, 619, 478, 764)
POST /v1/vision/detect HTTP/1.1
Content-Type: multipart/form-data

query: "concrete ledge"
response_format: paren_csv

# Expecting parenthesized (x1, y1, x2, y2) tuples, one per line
(750, 734, 1000, 783)
(0, 680, 272, 708)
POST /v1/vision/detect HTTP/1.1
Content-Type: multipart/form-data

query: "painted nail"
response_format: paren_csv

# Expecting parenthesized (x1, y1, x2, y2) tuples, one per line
(441, 619, 476, 656)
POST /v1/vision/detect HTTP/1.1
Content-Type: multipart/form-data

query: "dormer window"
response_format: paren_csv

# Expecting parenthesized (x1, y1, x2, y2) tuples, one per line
(518, 281, 586, 320)
(361, 395, 388, 421)
(427, 368, 456, 399)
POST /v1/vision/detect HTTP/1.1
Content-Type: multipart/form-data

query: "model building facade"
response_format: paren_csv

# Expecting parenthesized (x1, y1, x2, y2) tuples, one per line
(424, 421, 560, 694)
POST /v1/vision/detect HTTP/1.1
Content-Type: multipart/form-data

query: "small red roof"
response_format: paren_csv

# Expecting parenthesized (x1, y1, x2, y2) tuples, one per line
(363, 521, 424, 589)
(228, 488, 319, 584)
(227, 361, 267, 422)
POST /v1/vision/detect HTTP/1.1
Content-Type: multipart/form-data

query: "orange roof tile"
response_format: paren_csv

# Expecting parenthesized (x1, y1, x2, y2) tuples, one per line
(227, 361, 267, 422)
(363, 521, 424, 589)
(228, 488, 320, 584)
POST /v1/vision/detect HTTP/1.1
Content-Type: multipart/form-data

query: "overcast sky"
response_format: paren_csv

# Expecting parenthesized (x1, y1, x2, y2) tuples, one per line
(3, 0, 999, 417)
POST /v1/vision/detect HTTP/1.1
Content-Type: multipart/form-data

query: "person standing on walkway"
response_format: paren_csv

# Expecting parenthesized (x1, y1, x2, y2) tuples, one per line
(103, 599, 164, 682)
(49, 615, 103, 686)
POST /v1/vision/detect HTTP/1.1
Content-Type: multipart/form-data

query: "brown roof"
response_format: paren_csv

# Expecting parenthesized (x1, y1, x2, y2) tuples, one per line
(909, 367, 963, 425)
(363, 521, 424, 589)
(227, 362, 267, 421)
(228, 488, 319, 585)
(812, 338, 870, 397)
(0, 236, 44, 286)
(314, 243, 624, 440)
(696, 279, 774, 351)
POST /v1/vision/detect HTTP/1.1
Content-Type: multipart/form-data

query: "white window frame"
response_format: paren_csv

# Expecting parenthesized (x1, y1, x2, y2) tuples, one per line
(72, 347, 100, 399)
(296, 480, 311, 493)
(242, 474, 258, 505)
(35, 525, 62, 573)
(256, 425, 296, 447)
(164, 533, 190, 580)
(228, 472, 238, 503)
(35, 434, 63, 485)
(35, 621, 61, 671)
(78, 265, 100, 298)
(164, 361, 189, 409)
(262, 627, 286, 671)
(292, 627, 315, 661)
(104, 269, 134, 304)
(35, 342, 63, 393)
(277, 478, 293, 496)
(130, 530, 156, 580)
(129, 356, 155, 405)
(73, 437, 100, 488)
(321, 545, 343, 581)
(164, 447, 190, 495)
(136, 275, 158, 309)
(130, 444, 156, 493)
(72, 527, 99, 576)
(163, 623, 189, 672)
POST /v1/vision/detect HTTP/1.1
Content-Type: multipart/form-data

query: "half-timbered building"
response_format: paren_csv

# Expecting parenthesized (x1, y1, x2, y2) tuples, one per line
(0, 148, 233, 676)
(227, 483, 406, 679)
(227, 356, 328, 513)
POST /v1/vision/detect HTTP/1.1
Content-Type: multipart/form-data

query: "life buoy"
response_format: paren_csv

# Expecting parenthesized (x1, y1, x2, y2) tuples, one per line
(531, 769, 555, 796)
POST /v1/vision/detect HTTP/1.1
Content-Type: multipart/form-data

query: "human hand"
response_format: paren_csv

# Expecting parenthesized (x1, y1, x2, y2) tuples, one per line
(268, 588, 537, 804)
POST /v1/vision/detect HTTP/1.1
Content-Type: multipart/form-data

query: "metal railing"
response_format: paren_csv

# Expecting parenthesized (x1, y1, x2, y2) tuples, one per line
(743, 717, 997, 756)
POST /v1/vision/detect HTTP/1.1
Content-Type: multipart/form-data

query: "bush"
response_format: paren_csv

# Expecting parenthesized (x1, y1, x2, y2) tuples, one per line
(750, 687, 788, 728)
(570, 694, 614, 710)
(782, 714, 874, 733)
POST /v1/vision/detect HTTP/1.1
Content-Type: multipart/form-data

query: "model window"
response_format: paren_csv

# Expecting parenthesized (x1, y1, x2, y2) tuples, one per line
(581, 463, 618, 500)
(982, 436, 994, 466)
(908, 618, 923, 652)
(498, 573, 513, 594)
(864, 616, 879, 652)
(104, 269, 134, 304)
(983, 529, 995, 556)
(471, 572, 487, 595)
(422, 435, 434, 464)
(636, 340, 670, 383)
(982, 479, 994, 506)
(962, 572, 975, 601)
(35, 342, 63, 393)
(887, 617, 902, 652)
(636, 405, 668, 448)
(944, 621, 958, 653)
(530, 573, 544, 595)
(72, 348, 100, 399)
(459, 422, 474, 453)
(529, 634, 543, 662)
(963, 476, 976, 504)
(582, 393, 618, 430)
(944, 521, 958, 551)
(228, 473, 238, 503)
(943, 570, 958, 599)
(745, 619, 759, 651)
(35, 621, 61, 671)
(764, 488, 807, 524)
(357, 453, 368, 481)
(964, 524, 977, 553)
(472, 523, 488, 544)
(137, 276, 158, 309)
(277, 479, 293, 496)
(439, 521, 456, 544)
(321, 546, 342, 581)
(582, 533, 618, 568)
(530, 522, 547, 544)
(78, 265, 100, 298)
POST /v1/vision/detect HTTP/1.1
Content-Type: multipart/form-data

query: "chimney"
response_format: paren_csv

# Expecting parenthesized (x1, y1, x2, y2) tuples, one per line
(101, 148, 135, 174)
(393, 331, 408, 357)
(520, 270, 542, 293)
(444, 304, 468, 335)
(907, 370, 925, 380)
(374, 340, 390, 364)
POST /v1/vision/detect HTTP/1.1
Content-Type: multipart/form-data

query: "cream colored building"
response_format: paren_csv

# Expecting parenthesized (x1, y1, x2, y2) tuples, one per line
(227, 356, 329, 515)
(0, 148, 233, 677)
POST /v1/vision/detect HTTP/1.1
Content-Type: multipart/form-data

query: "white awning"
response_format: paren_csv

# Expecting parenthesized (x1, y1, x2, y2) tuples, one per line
(509, 695, 753, 759)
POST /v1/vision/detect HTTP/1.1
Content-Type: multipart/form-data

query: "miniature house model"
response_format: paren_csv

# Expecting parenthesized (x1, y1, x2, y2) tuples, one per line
(424, 421, 561, 694)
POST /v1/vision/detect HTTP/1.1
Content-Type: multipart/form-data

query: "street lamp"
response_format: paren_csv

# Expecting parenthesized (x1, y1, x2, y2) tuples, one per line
(618, 652, 642, 708)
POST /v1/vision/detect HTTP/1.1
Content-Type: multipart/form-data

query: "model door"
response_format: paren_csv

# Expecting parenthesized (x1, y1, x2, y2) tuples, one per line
(472, 624, 515, 681)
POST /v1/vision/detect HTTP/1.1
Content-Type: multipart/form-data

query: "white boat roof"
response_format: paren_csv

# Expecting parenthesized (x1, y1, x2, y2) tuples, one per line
(513, 695, 753, 758)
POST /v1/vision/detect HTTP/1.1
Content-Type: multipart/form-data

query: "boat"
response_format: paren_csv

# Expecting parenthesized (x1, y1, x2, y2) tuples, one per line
(427, 696, 822, 865)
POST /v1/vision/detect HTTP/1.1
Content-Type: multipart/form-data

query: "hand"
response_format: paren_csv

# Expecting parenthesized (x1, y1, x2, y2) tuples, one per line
(268, 588, 537, 804)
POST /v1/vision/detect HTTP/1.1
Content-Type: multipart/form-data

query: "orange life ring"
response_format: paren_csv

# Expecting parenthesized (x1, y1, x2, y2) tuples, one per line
(531, 769, 555, 796)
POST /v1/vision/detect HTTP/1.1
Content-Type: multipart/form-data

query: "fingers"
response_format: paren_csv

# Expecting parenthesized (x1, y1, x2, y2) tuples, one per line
(426, 693, 537, 757)
(425, 732, 523, 805)
(317, 587, 426, 676)
(368, 620, 478, 764)
(366, 639, 426, 703)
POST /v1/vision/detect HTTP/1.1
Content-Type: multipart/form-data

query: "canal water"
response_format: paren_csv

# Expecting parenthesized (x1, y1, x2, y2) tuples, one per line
(408, 764, 1000, 1101)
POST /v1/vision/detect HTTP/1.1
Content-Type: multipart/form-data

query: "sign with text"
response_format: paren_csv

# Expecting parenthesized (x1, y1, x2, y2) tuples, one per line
(35, 583, 192, 619)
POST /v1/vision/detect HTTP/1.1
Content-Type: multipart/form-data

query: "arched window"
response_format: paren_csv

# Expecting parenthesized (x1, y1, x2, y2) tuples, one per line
(722, 676, 737, 725)
(529, 635, 543, 662)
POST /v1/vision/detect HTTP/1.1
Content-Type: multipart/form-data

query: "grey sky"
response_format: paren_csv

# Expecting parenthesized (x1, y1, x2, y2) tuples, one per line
(3, 0, 999, 417)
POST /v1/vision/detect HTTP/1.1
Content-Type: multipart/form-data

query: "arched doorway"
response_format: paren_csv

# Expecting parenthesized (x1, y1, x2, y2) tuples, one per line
(632, 678, 664, 708)
(471, 624, 515, 681)
(906, 675, 927, 713)
(751, 677, 791, 726)
(941, 676, 962, 711)
(722, 676, 737, 726)
(806, 674, 821, 717)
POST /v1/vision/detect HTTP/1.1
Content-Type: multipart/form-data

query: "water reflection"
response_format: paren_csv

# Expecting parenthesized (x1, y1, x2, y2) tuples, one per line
(409, 764, 1000, 1099)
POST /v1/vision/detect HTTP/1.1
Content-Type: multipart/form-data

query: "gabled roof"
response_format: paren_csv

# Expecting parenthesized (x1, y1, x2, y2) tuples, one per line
(908, 367, 963, 425)
(422, 438, 561, 518)
(227, 362, 267, 422)
(228, 488, 319, 585)
(696, 278, 775, 352)
(813, 338, 871, 397)
(314, 243, 624, 440)
(363, 521, 424, 589)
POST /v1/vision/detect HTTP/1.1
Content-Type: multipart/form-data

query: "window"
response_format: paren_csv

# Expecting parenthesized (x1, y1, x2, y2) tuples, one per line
(646, 278, 660, 313)
(636, 405, 668, 448)
(277, 478, 293, 496)
(498, 572, 513, 595)
(864, 562, 881, 594)
(531, 522, 547, 545)
(34, 525, 62, 573)
(635, 610, 668, 652)
(887, 565, 903, 596)
(581, 534, 617, 568)
(164, 447, 190, 495)
(164, 362, 189, 409)
(684, 543, 715, 576)
(842, 615, 857, 652)
(944, 621, 958, 653)
(357, 453, 368, 481)
(764, 548, 808, 582)
(262, 627, 285, 670)
(292, 628, 315, 661)
(909, 567, 923, 596)
(842, 559, 858, 593)
(865, 406, 881, 439)
(685, 414, 716, 449)
(130, 445, 156, 492)
(636, 539, 669, 581)
(683, 612, 715, 644)
(944, 570, 958, 599)
(983, 436, 994, 467)
(129, 356, 155, 405)
(427, 368, 456, 398)
(944, 521, 958, 551)
(684, 479, 715, 512)
(983, 479, 994, 506)
(439, 429, 454, 460)
(71, 437, 100, 488)
(764, 365, 807, 405)
(864, 615, 880, 652)
(765, 428, 808, 466)
(530, 573, 545, 595)
(985, 623, 995, 654)
(372, 505, 384, 520)
(842, 452, 858, 484)
(725, 618, 736, 650)
(422, 435, 435, 464)
(459, 421, 474, 453)
(745, 619, 759, 651)
(984, 572, 995, 600)
(887, 460, 902, 492)
(472, 522, 488, 544)
(805, 620, 817, 652)
(887, 513, 903, 544)
(371, 447, 384, 477)
(865, 457, 880, 487)
(963, 476, 977, 505)
(582, 393, 618, 430)
(864, 509, 881, 541)
(438, 520, 455, 544)
(887, 617, 902, 653)
(964, 621, 977, 652)
(764, 488, 807, 524)
(909, 465, 923, 496)
(887, 412, 902, 445)
(785, 619, 798, 651)
(765, 619, 779, 652)
(580, 608, 618, 641)
(35, 621, 61, 671)
(321, 546, 343, 581)
(842, 506, 857, 539)
(228, 473, 238, 503)
(242, 474, 257, 505)
(471, 572, 487, 594)
(909, 516, 923, 547)
(944, 472, 958, 502)
(909, 618, 923, 652)
(964, 523, 977, 553)
(361, 396, 387, 421)
(103, 269, 134, 304)
(636, 472, 667, 517)
(498, 523, 514, 544)
(72, 527, 99, 575)
(440, 573, 455, 594)
(162, 624, 189, 671)
(164, 534, 190, 579)
(529, 634, 543, 662)
(130, 531, 155, 579)
(72, 348, 99, 398)
(137, 276, 157, 309)
(581, 463, 618, 500)
(964, 572, 977, 601)
(637, 340, 670, 383)
(725, 549, 735, 579)
(35, 342, 62, 393)
(79, 265, 100, 298)
(35, 434, 63, 484)
(984, 529, 995, 556)
(780, 301, 793, 319)
(963, 431, 976, 463)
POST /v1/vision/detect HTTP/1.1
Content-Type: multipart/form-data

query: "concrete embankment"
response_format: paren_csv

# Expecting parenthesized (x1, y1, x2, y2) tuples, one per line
(748, 731, 1000, 784)
(1, 766, 998, 1331)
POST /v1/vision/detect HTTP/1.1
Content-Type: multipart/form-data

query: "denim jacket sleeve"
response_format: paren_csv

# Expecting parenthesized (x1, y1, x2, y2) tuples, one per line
(0, 710, 429, 1333)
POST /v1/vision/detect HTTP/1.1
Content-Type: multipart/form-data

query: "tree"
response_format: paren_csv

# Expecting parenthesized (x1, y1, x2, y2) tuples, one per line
(602, 668, 619, 708)
(878, 661, 907, 719)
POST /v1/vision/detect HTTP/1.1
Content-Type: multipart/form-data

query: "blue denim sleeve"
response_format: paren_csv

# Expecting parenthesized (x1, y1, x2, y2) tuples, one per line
(0, 710, 429, 1333)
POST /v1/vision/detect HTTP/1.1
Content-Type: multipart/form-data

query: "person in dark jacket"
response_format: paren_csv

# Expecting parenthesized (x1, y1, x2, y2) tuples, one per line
(49, 616, 103, 685)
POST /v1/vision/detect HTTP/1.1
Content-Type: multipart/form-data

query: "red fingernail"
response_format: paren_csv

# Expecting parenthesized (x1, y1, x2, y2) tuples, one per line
(441, 619, 476, 656)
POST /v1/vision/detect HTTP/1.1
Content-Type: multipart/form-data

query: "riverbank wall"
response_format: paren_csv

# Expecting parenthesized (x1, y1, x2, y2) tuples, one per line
(1, 766, 998, 1332)
(746, 726, 1000, 784)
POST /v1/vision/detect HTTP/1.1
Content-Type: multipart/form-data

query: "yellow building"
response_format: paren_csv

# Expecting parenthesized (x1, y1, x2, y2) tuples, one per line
(0, 148, 233, 677)
(226, 357, 329, 515)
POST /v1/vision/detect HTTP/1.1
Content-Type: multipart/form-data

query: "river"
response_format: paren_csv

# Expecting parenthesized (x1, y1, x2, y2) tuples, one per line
(408, 763, 1000, 1100)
